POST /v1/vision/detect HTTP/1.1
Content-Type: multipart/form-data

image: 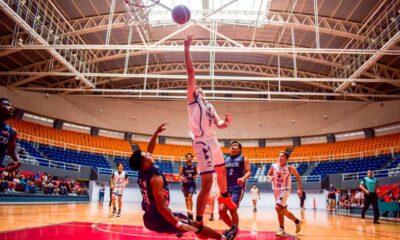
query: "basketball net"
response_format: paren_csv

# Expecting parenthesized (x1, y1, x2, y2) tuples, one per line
(124, 0, 158, 26)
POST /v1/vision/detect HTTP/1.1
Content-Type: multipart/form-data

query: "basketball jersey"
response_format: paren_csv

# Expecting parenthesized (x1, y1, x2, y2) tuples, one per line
(182, 163, 197, 182)
(187, 93, 216, 139)
(0, 123, 14, 166)
(138, 165, 170, 214)
(225, 154, 245, 189)
(112, 171, 128, 189)
(270, 163, 292, 190)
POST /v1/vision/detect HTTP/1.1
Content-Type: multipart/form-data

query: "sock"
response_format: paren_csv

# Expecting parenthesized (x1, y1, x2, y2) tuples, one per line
(280, 226, 284, 230)
(211, 214, 214, 217)
(196, 216, 203, 222)
(294, 219, 300, 224)
(113, 207, 116, 211)
(221, 192, 229, 198)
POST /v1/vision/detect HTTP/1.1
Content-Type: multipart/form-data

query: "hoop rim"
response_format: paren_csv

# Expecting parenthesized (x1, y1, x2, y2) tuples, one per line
(125, 0, 160, 8)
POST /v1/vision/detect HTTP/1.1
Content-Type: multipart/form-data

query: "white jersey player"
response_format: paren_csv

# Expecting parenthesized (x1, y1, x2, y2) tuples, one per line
(267, 151, 303, 237)
(111, 163, 129, 217)
(184, 35, 237, 224)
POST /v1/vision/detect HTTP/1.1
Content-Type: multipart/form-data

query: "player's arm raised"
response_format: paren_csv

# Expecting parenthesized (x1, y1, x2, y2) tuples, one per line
(147, 122, 167, 154)
(150, 175, 197, 232)
(184, 35, 196, 102)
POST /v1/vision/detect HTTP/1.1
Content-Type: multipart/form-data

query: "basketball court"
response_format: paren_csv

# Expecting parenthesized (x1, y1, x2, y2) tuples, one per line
(1, 203, 399, 240)
(0, 0, 400, 239)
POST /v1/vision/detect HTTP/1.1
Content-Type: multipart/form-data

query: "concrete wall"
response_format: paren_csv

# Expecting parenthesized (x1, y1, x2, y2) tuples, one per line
(5, 158, 94, 180)
(89, 181, 327, 210)
(2, 87, 400, 139)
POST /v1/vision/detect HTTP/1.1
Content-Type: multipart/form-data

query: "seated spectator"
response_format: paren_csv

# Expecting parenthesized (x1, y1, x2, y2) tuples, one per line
(60, 181, 68, 196)
(19, 175, 36, 194)
(6, 171, 17, 193)
(43, 180, 54, 194)
(0, 171, 9, 193)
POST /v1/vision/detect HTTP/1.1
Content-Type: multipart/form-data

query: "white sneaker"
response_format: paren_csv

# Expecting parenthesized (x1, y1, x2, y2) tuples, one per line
(296, 220, 302, 233)
(275, 228, 285, 237)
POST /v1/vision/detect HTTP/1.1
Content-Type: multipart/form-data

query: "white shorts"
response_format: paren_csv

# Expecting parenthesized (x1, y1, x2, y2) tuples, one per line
(274, 189, 290, 208)
(193, 136, 224, 175)
(113, 188, 124, 197)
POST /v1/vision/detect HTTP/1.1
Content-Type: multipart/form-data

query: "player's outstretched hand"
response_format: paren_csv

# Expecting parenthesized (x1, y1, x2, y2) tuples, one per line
(184, 35, 193, 48)
(156, 122, 168, 134)
(224, 113, 232, 125)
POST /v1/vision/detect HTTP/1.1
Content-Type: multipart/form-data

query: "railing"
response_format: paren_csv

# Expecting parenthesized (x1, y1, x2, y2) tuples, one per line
(293, 175, 321, 182)
(18, 154, 81, 172)
(342, 167, 400, 181)
(17, 133, 400, 164)
(96, 167, 138, 177)
(248, 174, 321, 183)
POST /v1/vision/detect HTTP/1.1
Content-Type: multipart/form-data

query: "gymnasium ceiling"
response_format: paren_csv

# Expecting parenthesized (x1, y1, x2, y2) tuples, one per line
(0, 0, 399, 102)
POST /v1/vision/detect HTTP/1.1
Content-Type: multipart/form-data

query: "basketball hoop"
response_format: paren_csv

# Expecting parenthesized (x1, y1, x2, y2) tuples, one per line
(124, 0, 160, 26)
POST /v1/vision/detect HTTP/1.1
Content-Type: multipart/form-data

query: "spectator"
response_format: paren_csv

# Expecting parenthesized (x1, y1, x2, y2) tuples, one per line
(60, 181, 68, 195)
(99, 183, 105, 203)
(6, 171, 16, 193)
(328, 184, 337, 213)
(0, 171, 9, 193)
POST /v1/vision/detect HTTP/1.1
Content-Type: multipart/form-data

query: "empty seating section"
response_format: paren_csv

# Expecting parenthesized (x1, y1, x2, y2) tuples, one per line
(311, 155, 391, 179)
(388, 154, 400, 169)
(8, 119, 132, 154)
(9, 119, 400, 179)
(18, 140, 43, 159)
(155, 160, 174, 173)
(291, 133, 400, 160)
(39, 145, 110, 169)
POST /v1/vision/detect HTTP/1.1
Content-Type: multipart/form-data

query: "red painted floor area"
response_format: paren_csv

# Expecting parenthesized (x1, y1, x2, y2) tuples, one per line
(0, 222, 296, 240)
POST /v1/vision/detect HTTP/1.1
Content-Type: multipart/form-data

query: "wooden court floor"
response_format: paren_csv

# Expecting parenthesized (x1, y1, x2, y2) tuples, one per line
(0, 202, 399, 239)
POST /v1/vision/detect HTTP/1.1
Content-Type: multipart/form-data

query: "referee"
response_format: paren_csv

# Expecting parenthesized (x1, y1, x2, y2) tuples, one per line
(360, 170, 380, 224)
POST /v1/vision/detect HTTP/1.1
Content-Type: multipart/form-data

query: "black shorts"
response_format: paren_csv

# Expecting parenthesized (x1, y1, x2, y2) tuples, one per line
(143, 212, 189, 234)
(182, 182, 196, 197)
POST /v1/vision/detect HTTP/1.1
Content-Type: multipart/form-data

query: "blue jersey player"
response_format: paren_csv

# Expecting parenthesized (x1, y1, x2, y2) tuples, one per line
(179, 153, 198, 220)
(129, 122, 237, 240)
(219, 141, 250, 228)
(0, 98, 21, 173)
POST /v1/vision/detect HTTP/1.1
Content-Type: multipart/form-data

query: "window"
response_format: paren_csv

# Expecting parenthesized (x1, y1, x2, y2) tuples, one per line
(335, 131, 364, 141)
(22, 113, 54, 127)
(99, 129, 124, 139)
(147, 0, 270, 27)
(63, 122, 90, 134)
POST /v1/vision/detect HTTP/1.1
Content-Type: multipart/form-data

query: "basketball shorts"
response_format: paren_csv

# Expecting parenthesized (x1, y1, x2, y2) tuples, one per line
(228, 187, 244, 206)
(274, 189, 290, 208)
(143, 212, 189, 234)
(329, 199, 336, 209)
(193, 136, 224, 175)
(113, 188, 123, 197)
(182, 182, 196, 197)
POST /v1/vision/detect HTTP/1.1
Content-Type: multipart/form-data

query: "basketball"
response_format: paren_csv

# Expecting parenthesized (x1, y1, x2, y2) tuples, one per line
(171, 5, 191, 25)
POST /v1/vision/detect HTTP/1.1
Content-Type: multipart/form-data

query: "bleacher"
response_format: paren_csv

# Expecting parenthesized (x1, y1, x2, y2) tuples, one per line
(38, 144, 110, 170)
(311, 155, 392, 179)
(9, 119, 400, 182)
(291, 133, 400, 161)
